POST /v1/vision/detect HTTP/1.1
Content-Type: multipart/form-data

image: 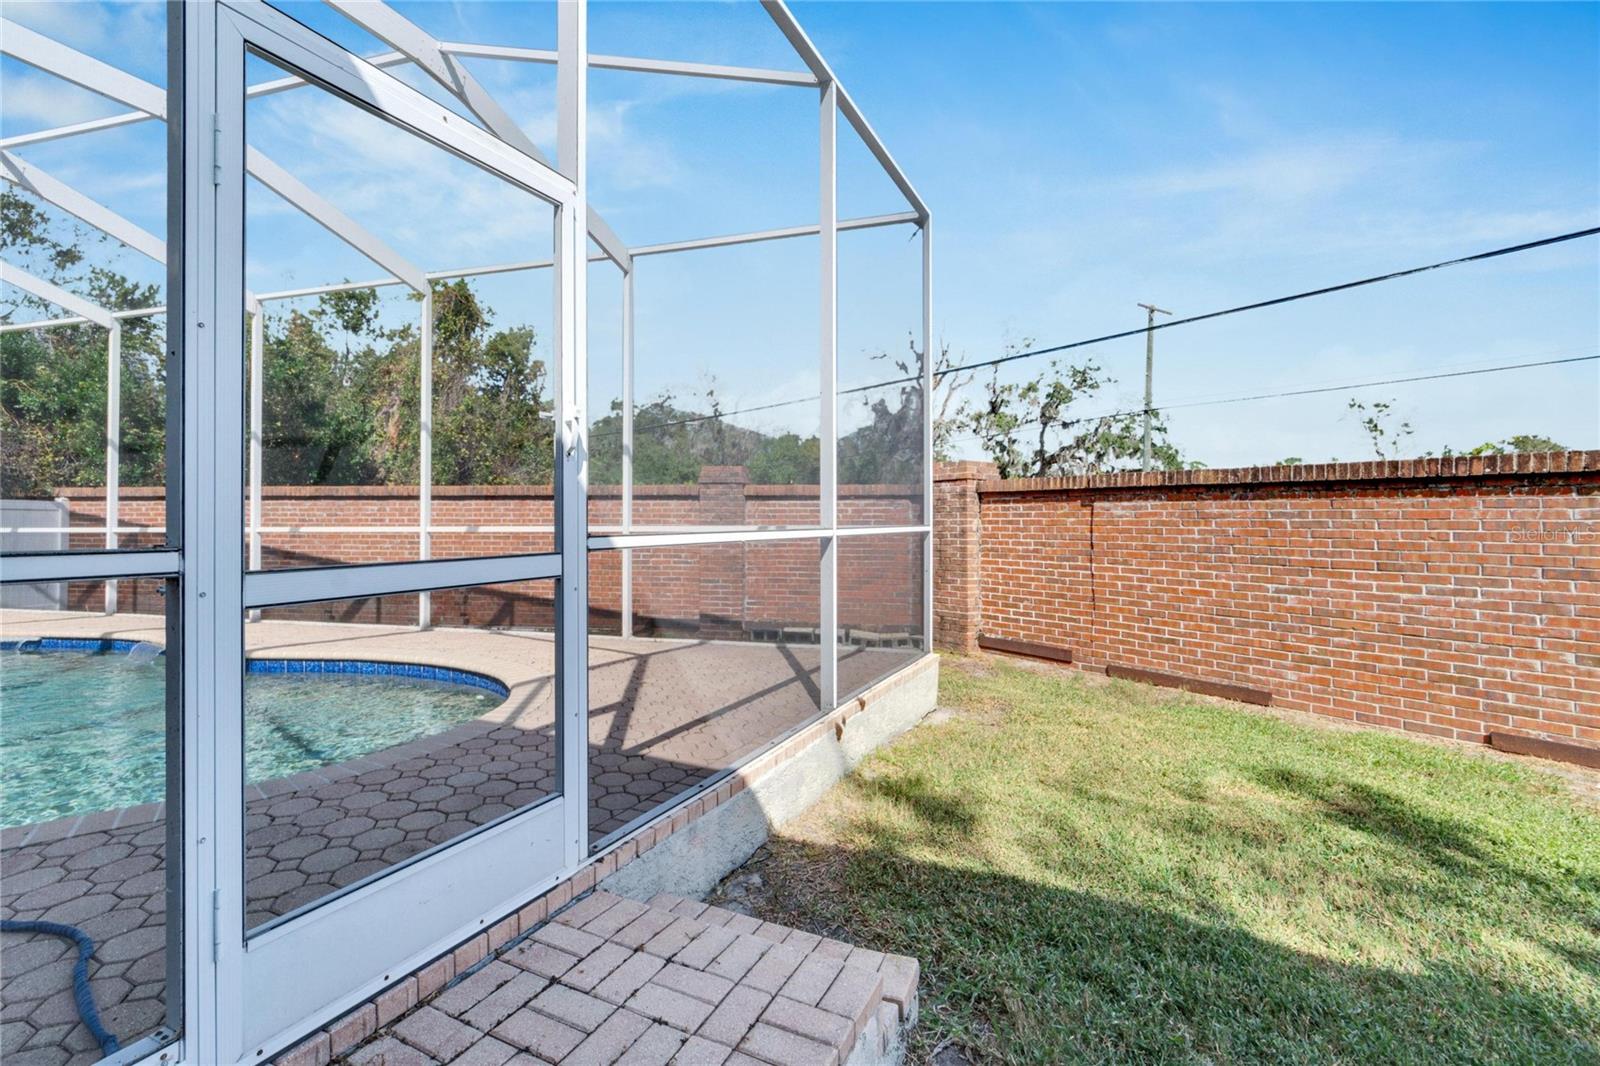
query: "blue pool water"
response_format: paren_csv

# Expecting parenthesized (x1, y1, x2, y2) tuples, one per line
(0, 645, 507, 828)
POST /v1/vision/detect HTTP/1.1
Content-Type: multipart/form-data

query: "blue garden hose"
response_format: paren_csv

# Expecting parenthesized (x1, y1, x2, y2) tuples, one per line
(1, 919, 120, 1056)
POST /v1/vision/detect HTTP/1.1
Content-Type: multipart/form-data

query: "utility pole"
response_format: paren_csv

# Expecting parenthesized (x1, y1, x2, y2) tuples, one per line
(1137, 302, 1171, 471)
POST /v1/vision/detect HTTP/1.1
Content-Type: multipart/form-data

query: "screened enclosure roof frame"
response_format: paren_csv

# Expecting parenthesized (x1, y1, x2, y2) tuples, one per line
(0, 1, 927, 325)
(0, 0, 934, 674)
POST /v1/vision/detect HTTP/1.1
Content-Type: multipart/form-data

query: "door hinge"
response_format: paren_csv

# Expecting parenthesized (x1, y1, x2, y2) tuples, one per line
(211, 114, 221, 187)
(211, 888, 221, 962)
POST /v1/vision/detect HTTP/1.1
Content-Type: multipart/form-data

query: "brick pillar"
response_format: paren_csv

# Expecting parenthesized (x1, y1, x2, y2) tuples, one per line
(698, 466, 749, 638)
(933, 461, 995, 653)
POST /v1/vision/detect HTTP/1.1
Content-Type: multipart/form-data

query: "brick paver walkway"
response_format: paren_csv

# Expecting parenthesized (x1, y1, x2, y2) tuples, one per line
(331, 890, 917, 1066)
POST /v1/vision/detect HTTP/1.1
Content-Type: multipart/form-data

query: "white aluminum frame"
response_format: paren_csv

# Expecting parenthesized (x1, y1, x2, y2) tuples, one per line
(819, 79, 839, 710)
(0, 2, 930, 1062)
(204, 2, 582, 1058)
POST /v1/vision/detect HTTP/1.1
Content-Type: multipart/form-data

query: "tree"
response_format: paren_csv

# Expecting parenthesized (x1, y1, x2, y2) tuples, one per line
(839, 337, 924, 487)
(928, 338, 970, 462)
(2, 191, 167, 496)
(254, 279, 559, 488)
(1464, 434, 1565, 456)
(961, 356, 1188, 478)
(1346, 398, 1414, 459)
(257, 306, 378, 485)
(749, 433, 820, 485)
(588, 380, 822, 488)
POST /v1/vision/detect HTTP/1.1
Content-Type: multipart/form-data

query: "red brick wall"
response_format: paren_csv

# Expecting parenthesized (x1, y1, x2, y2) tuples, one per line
(51, 473, 923, 639)
(932, 462, 994, 651)
(58, 489, 167, 613)
(934, 453, 1600, 747)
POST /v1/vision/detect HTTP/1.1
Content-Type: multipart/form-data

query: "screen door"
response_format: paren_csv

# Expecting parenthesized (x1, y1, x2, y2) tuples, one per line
(202, 3, 585, 1058)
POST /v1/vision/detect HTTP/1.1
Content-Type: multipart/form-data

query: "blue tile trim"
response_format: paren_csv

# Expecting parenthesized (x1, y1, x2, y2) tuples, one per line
(244, 657, 510, 698)
(0, 637, 155, 655)
(0, 640, 509, 699)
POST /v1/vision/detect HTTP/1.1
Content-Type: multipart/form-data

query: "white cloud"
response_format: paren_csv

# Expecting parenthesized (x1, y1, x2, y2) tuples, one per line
(245, 88, 553, 274)
(1131, 134, 1468, 203)
(0, 70, 126, 131)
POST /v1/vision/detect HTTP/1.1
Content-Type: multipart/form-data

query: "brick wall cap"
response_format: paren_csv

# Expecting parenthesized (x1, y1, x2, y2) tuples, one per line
(934, 461, 999, 483)
(698, 466, 750, 484)
(975, 450, 1600, 494)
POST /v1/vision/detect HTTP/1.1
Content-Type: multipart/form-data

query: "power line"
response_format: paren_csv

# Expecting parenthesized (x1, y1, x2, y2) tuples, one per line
(945, 353, 1599, 449)
(938, 225, 1600, 379)
(593, 224, 1600, 441)
(591, 374, 912, 441)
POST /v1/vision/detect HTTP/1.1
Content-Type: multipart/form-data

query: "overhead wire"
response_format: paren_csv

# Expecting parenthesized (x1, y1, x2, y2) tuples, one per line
(588, 226, 1599, 440)
(937, 225, 1600, 379)
(942, 353, 1599, 449)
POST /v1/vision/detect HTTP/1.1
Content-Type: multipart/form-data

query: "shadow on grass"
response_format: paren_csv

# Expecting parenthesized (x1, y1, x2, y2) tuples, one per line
(853, 771, 979, 840)
(1245, 765, 1597, 916)
(763, 835, 1599, 1066)
(1250, 766, 1486, 870)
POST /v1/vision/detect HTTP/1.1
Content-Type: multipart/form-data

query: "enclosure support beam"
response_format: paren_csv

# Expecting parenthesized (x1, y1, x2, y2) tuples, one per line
(326, 0, 629, 270)
(621, 268, 635, 640)
(630, 212, 918, 258)
(759, 0, 929, 223)
(0, 49, 411, 150)
(0, 261, 116, 328)
(0, 209, 921, 334)
(1, 34, 816, 153)
(3, 20, 436, 293)
(818, 81, 839, 713)
(104, 322, 121, 614)
(439, 41, 817, 88)
(418, 291, 434, 630)
(325, 0, 543, 161)
(922, 219, 934, 650)
(245, 148, 429, 295)
(248, 301, 264, 621)
(0, 17, 167, 117)
(556, 0, 592, 867)
(1, 151, 167, 263)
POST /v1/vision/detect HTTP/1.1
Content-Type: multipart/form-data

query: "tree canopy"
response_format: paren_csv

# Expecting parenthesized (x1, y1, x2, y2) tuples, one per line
(2, 192, 923, 497)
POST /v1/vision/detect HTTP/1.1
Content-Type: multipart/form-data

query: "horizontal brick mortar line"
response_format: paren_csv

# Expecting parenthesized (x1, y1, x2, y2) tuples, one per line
(976, 449, 1600, 495)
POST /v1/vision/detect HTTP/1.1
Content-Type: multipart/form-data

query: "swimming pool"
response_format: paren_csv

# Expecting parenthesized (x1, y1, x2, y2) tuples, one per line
(0, 642, 508, 828)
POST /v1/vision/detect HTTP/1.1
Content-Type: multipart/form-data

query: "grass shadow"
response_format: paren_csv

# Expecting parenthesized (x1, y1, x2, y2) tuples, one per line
(847, 771, 980, 844)
(757, 839, 1600, 1066)
(749, 659, 1600, 1064)
(1249, 766, 1486, 871)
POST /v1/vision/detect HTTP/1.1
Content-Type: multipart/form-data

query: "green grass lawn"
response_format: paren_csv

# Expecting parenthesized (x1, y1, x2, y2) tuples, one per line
(743, 657, 1600, 1065)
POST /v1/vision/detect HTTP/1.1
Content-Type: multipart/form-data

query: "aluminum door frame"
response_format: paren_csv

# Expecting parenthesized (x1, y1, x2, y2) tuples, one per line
(198, 4, 587, 1059)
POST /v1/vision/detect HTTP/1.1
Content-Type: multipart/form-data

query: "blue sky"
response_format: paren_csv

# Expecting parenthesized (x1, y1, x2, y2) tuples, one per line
(793, 0, 1600, 462)
(3, 1, 1596, 466)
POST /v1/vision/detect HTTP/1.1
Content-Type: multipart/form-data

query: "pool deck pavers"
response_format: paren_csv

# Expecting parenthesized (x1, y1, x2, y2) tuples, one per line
(0, 611, 916, 1066)
(327, 890, 916, 1066)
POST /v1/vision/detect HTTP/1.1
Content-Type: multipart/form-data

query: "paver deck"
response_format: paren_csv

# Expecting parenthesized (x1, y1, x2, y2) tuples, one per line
(0, 612, 918, 1065)
(329, 890, 917, 1066)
